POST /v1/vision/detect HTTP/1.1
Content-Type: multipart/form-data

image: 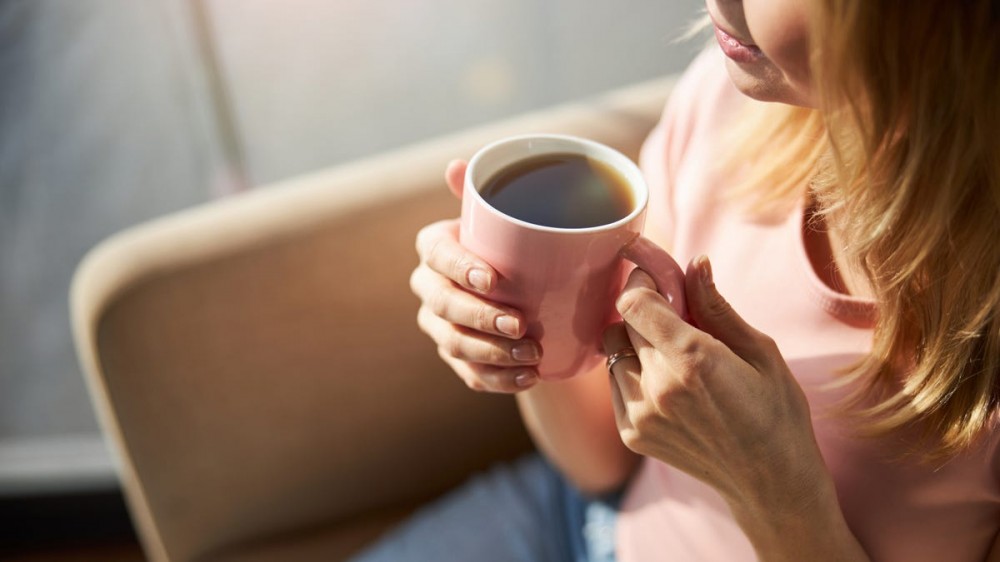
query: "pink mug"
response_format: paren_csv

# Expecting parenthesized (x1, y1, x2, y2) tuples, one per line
(460, 134, 649, 380)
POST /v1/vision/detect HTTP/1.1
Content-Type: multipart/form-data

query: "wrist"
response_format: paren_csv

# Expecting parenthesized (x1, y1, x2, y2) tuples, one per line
(727, 467, 865, 561)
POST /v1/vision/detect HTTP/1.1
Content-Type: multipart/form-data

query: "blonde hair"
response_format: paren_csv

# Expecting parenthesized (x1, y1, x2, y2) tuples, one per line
(725, 1, 1000, 458)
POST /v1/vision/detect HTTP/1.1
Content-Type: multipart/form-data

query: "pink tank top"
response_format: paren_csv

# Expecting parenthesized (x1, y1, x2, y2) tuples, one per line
(616, 49, 1000, 561)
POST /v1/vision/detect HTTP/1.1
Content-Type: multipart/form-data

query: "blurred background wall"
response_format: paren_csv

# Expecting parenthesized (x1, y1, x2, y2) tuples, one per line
(0, 0, 701, 504)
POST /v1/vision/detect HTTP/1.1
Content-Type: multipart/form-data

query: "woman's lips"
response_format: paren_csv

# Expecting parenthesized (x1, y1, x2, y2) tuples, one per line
(713, 25, 763, 63)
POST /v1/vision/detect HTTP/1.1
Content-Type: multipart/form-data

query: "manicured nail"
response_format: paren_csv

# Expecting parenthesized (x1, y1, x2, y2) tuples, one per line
(468, 268, 491, 292)
(512, 342, 540, 362)
(698, 255, 713, 285)
(515, 371, 537, 388)
(496, 315, 520, 337)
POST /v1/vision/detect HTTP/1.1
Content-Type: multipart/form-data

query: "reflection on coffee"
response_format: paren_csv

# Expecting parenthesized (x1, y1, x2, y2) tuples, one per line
(479, 153, 634, 229)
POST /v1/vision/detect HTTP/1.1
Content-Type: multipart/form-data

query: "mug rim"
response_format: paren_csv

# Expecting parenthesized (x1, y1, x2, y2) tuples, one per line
(465, 134, 649, 234)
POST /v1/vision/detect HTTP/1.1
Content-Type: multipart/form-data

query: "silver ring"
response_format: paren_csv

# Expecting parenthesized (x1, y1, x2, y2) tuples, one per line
(606, 347, 638, 373)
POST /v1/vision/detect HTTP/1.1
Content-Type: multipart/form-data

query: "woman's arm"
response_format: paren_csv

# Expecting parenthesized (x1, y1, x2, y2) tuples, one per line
(726, 473, 870, 562)
(516, 366, 640, 496)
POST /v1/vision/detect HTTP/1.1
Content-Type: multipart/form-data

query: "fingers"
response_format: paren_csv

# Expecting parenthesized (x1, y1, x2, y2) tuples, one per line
(445, 160, 467, 199)
(410, 264, 525, 338)
(418, 306, 541, 367)
(602, 322, 641, 378)
(415, 219, 496, 294)
(602, 322, 644, 439)
(442, 352, 539, 394)
(621, 236, 687, 319)
(408, 158, 537, 395)
(418, 305, 540, 392)
(615, 267, 689, 350)
(684, 256, 778, 370)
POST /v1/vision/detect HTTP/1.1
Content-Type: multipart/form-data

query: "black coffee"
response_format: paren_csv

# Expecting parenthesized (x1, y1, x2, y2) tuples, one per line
(479, 153, 634, 229)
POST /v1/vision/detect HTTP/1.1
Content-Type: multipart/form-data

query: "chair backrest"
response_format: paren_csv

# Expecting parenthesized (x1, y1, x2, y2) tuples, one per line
(70, 76, 673, 561)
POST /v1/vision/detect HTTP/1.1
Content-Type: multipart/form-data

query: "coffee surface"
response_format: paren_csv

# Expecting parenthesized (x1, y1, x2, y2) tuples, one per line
(480, 153, 633, 229)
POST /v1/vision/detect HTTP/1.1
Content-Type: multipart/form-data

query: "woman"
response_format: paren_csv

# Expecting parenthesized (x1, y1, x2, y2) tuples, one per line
(368, 0, 1000, 559)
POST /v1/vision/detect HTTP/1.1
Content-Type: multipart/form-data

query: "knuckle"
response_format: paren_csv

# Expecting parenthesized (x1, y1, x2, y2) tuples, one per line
(414, 229, 427, 257)
(408, 268, 419, 295)
(616, 288, 650, 318)
(425, 235, 447, 267)
(632, 411, 657, 436)
(486, 342, 512, 365)
(758, 333, 779, 354)
(417, 220, 456, 258)
(615, 291, 636, 316)
(705, 293, 734, 319)
(415, 224, 439, 258)
(444, 333, 464, 359)
(674, 332, 703, 358)
(620, 427, 644, 454)
(668, 355, 708, 398)
(473, 305, 495, 333)
(451, 255, 475, 286)
(680, 333, 700, 354)
(679, 346, 710, 376)
(427, 288, 451, 318)
(755, 333, 782, 368)
(465, 377, 487, 393)
(417, 306, 434, 335)
(408, 266, 425, 297)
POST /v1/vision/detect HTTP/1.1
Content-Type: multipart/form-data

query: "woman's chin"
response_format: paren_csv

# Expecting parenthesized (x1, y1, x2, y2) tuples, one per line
(722, 58, 814, 107)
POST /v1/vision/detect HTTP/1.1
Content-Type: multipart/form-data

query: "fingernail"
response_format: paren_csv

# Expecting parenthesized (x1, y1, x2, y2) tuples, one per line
(698, 255, 713, 286)
(512, 342, 540, 362)
(515, 371, 537, 388)
(496, 315, 520, 337)
(468, 268, 491, 292)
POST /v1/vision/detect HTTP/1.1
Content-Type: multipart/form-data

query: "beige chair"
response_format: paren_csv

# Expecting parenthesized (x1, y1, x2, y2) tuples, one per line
(70, 76, 674, 562)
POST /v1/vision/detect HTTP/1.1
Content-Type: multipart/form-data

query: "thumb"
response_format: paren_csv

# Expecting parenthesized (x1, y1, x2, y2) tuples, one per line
(685, 255, 773, 367)
(445, 160, 467, 200)
(621, 236, 688, 320)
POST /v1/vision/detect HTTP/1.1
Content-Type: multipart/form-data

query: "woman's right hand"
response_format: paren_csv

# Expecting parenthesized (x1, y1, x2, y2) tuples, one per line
(409, 160, 543, 393)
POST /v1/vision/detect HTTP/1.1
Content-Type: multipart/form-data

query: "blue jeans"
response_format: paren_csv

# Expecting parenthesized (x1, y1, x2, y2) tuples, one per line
(347, 454, 621, 562)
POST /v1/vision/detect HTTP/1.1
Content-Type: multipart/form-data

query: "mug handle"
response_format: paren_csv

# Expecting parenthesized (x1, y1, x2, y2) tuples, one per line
(621, 236, 689, 321)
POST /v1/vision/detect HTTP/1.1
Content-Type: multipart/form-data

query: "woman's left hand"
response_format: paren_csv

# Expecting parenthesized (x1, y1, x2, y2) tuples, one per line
(604, 242, 833, 526)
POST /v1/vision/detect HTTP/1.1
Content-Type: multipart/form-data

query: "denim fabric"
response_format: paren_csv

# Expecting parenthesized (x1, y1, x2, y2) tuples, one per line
(347, 453, 621, 562)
